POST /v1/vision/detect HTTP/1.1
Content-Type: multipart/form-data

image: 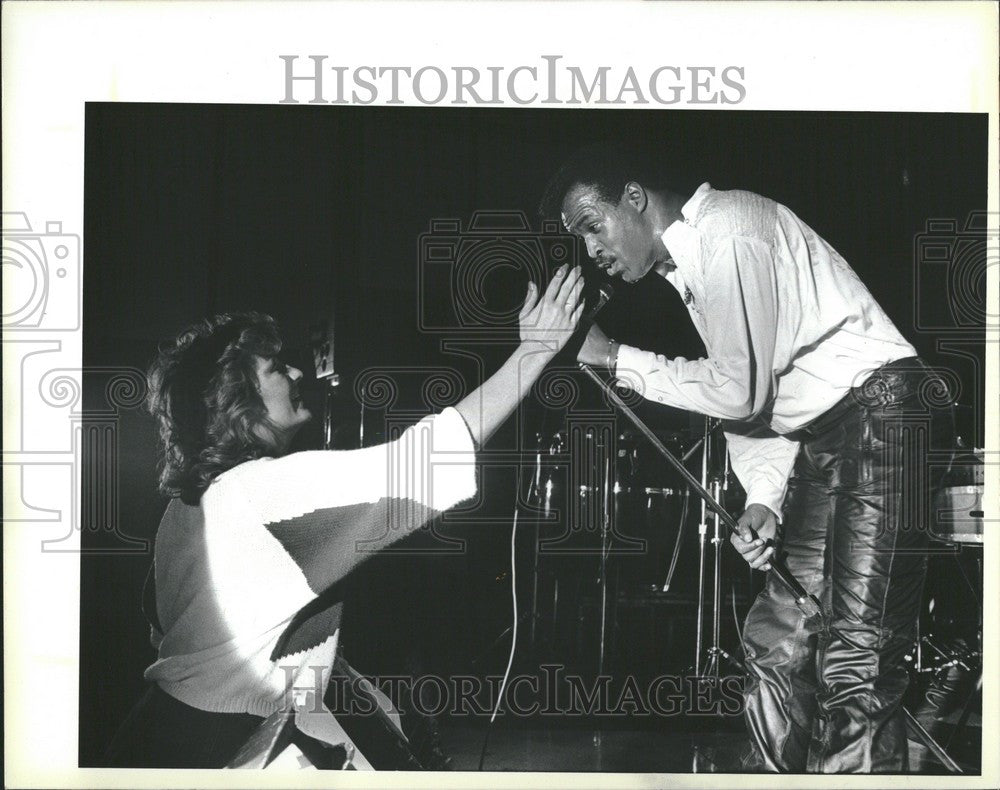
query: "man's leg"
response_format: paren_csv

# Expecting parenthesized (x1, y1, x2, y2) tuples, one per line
(742, 444, 830, 772)
(810, 375, 951, 773)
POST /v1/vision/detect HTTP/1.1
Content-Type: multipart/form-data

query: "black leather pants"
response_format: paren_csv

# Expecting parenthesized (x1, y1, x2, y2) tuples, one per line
(741, 358, 955, 773)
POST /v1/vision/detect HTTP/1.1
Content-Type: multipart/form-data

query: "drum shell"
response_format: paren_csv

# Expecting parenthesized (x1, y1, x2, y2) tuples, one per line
(931, 485, 984, 544)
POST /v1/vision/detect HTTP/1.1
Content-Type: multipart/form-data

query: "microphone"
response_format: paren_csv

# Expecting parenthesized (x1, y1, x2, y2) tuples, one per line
(583, 283, 615, 325)
(558, 282, 614, 364)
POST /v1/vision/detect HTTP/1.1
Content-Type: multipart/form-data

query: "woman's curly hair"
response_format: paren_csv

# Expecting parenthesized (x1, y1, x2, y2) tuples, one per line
(147, 312, 285, 504)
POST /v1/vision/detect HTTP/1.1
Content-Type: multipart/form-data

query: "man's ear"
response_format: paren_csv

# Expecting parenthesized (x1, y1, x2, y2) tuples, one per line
(623, 181, 648, 213)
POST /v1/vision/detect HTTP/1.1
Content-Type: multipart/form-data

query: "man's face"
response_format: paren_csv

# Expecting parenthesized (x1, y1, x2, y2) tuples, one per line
(560, 183, 656, 283)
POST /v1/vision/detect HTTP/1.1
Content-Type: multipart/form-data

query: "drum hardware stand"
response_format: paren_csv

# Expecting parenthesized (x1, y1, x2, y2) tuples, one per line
(909, 552, 983, 763)
(915, 634, 975, 675)
(702, 474, 745, 678)
(578, 363, 963, 773)
(946, 552, 985, 753)
(690, 417, 744, 679)
(916, 631, 982, 756)
(321, 378, 339, 450)
(660, 487, 690, 593)
(692, 418, 711, 676)
(681, 437, 706, 464)
(525, 430, 563, 658)
(597, 430, 614, 681)
(527, 436, 546, 652)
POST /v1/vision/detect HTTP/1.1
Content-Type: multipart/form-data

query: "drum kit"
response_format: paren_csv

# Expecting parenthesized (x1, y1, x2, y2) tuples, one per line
(522, 410, 753, 680)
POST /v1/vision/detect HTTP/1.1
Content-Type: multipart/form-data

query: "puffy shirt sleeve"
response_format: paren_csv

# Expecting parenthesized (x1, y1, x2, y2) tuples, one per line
(724, 422, 799, 519)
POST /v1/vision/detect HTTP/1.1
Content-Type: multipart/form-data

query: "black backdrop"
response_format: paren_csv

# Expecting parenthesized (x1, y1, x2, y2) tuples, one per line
(80, 105, 987, 764)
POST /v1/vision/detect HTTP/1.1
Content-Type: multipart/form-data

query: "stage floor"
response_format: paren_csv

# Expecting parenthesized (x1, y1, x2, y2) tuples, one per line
(440, 721, 746, 772)
(437, 715, 982, 774)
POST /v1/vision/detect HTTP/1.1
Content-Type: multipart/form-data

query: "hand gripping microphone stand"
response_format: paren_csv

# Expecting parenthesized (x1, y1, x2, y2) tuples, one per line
(577, 362, 963, 773)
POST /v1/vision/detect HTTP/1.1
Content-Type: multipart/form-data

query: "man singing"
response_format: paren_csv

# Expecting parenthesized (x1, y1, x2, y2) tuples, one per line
(539, 146, 954, 773)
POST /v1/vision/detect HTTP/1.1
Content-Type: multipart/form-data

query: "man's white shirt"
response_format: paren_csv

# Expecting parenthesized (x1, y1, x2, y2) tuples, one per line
(615, 183, 915, 515)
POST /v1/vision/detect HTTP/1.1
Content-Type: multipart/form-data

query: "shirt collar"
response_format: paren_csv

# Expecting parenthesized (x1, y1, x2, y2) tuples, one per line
(680, 182, 714, 224)
(660, 181, 715, 252)
(659, 183, 712, 281)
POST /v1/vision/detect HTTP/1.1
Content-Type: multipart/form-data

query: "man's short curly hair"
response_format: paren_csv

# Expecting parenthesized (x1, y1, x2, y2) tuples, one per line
(538, 141, 697, 220)
(147, 312, 284, 504)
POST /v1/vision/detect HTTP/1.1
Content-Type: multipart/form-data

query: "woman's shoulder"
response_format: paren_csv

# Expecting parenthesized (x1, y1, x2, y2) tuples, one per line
(201, 456, 277, 504)
(215, 455, 274, 480)
(201, 452, 334, 509)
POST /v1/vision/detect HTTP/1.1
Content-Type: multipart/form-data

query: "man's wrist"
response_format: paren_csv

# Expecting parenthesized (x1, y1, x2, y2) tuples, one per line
(746, 499, 782, 523)
(606, 339, 620, 374)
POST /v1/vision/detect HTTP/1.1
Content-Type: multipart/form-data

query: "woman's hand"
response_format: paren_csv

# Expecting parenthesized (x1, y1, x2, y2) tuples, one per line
(455, 264, 584, 448)
(519, 264, 584, 353)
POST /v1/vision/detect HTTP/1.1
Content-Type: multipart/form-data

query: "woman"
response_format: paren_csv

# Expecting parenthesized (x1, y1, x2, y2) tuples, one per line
(105, 265, 584, 768)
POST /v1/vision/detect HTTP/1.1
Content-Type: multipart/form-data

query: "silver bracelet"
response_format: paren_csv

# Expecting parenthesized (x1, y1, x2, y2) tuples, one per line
(606, 338, 617, 374)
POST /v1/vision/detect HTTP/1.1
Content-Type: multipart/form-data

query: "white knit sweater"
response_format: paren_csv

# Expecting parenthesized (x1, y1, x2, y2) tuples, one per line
(144, 407, 477, 718)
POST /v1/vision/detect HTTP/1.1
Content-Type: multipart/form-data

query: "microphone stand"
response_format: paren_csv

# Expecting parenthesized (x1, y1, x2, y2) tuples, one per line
(320, 378, 340, 450)
(578, 362, 963, 773)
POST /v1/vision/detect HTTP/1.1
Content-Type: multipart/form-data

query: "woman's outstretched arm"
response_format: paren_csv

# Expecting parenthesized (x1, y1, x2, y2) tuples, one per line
(454, 264, 583, 447)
